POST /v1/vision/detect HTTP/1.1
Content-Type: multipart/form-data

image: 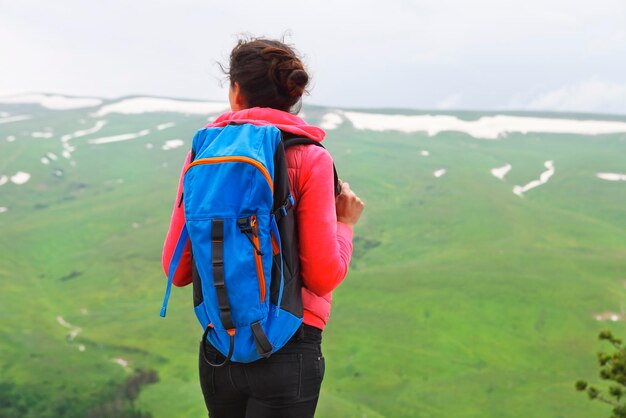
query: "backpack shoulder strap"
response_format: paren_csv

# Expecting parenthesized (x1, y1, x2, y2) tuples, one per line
(282, 136, 341, 197)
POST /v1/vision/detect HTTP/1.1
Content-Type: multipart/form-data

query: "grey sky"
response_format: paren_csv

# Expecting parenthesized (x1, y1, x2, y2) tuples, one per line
(1, 0, 625, 113)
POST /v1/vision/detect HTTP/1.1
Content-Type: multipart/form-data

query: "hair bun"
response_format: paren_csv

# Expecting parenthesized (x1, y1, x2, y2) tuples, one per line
(286, 69, 308, 98)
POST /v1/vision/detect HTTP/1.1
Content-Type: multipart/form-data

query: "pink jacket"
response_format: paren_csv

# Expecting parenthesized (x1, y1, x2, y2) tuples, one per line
(162, 107, 353, 330)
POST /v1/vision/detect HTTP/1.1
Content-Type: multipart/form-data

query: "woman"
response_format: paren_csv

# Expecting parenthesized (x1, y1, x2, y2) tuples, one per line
(162, 37, 364, 418)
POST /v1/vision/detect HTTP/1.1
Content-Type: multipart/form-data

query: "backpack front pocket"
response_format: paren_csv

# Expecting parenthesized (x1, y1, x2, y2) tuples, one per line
(187, 216, 269, 330)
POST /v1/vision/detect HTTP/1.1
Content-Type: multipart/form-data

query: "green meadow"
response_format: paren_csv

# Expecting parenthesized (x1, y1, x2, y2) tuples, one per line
(1, 99, 625, 417)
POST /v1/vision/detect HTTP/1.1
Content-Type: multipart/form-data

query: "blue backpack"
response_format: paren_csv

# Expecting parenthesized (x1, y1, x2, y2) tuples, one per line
(160, 122, 337, 365)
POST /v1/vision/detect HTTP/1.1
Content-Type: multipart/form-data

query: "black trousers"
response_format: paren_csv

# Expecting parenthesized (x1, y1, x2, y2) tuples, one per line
(199, 325, 325, 418)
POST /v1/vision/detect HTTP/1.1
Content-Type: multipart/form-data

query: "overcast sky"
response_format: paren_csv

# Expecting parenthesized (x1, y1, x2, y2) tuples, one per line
(1, 0, 625, 113)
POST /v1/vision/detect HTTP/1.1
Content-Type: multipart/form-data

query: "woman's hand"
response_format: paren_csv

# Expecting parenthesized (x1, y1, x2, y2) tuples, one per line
(336, 181, 365, 228)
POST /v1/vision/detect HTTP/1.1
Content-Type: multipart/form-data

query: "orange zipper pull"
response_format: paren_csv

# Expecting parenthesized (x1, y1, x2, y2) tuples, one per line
(251, 215, 258, 236)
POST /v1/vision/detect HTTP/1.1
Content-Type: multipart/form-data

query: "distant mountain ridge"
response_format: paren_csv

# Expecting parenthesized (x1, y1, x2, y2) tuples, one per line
(3, 93, 626, 141)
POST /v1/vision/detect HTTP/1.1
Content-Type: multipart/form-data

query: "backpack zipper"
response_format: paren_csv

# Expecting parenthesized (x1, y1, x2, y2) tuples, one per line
(250, 215, 266, 302)
(238, 216, 266, 303)
(185, 156, 273, 192)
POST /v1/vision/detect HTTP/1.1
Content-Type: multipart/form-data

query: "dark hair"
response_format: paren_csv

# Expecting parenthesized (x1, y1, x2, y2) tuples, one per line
(222, 37, 309, 113)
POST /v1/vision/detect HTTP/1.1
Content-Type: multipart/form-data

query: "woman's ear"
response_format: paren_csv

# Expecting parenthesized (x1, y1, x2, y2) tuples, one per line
(229, 82, 247, 111)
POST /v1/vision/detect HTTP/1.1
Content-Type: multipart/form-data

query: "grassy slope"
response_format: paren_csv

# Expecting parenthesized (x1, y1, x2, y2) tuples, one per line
(1, 104, 625, 417)
(321, 123, 626, 418)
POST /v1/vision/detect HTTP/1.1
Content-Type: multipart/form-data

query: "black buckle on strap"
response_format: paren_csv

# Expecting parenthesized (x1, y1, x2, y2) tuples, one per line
(273, 195, 294, 221)
(251, 322, 273, 358)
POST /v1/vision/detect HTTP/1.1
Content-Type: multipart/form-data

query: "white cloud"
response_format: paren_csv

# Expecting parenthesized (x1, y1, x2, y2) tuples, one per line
(527, 80, 626, 114)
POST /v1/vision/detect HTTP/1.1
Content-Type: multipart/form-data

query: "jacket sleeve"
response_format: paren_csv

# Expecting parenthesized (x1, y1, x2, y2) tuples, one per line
(162, 151, 193, 287)
(295, 146, 354, 296)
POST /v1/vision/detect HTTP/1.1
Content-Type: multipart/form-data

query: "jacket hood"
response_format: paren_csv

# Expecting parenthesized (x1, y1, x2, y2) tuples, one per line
(205, 107, 326, 142)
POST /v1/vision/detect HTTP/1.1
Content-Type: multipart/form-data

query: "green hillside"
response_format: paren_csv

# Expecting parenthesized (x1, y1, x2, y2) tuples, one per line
(1, 98, 625, 418)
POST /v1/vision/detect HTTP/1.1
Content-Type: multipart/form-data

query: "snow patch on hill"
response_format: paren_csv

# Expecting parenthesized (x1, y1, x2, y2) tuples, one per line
(157, 122, 176, 130)
(61, 120, 107, 142)
(594, 312, 623, 322)
(434, 168, 447, 178)
(491, 164, 512, 180)
(0, 94, 102, 109)
(93, 97, 229, 116)
(343, 112, 626, 139)
(89, 129, 151, 144)
(513, 161, 555, 196)
(162, 139, 184, 150)
(10, 172, 31, 185)
(319, 112, 344, 130)
(113, 358, 129, 368)
(32, 131, 54, 139)
(597, 172, 626, 181)
(56, 315, 84, 352)
(56, 315, 82, 341)
(0, 115, 32, 124)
